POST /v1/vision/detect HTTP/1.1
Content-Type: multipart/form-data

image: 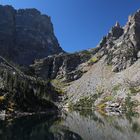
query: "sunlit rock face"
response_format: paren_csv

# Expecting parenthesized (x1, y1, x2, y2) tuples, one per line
(105, 11, 140, 72)
(0, 5, 63, 65)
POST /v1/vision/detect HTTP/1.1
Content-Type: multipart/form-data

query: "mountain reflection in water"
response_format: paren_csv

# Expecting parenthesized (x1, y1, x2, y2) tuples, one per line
(0, 110, 140, 140)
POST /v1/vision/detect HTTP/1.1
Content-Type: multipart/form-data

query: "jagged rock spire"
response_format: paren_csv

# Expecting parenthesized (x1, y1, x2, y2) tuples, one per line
(108, 21, 123, 39)
(115, 21, 121, 28)
(136, 9, 140, 14)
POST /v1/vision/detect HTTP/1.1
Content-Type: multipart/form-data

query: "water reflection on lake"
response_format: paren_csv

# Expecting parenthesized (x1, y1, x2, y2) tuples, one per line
(0, 110, 140, 140)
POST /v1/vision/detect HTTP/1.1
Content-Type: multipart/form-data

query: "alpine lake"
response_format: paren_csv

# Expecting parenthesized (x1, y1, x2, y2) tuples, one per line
(0, 108, 140, 140)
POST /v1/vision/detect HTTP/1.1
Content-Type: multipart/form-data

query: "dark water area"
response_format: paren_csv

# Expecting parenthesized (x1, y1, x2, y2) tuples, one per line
(0, 110, 140, 140)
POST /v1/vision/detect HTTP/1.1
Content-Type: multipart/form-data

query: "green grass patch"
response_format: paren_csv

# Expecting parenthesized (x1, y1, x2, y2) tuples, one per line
(51, 79, 67, 95)
(103, 95, 114, 102)
(0, 96, 5, 102)
(81, 50, 92, 56)
(112, 84, 121, 92)
(88, 56, 98, 65)
(129, 87, 140, 95)
(97, 102, 107, 109)
(70, 93, 102, 110)
(124, 95, 139, 119)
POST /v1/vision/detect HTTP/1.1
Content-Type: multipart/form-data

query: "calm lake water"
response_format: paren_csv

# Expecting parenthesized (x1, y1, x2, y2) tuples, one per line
(0, 110, 140, 140)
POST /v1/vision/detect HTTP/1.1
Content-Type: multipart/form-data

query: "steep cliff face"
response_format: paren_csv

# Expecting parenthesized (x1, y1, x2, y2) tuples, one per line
(30, 48, 100, 82)
(0, 5, 63, 65)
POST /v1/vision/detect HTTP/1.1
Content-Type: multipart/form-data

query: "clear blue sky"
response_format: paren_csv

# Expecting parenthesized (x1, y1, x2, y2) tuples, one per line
(1, 0, 140, 52)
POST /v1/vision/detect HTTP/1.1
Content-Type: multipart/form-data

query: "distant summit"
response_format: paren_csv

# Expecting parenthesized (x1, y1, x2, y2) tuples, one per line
(115, 21, 120, 27)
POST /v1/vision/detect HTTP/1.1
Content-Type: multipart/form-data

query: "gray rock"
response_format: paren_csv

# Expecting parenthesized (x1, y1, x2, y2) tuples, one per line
(137, 51, 140, 58)
(0, 5, 63, 65)
(31, 51, 91, 81)
(108, 22, 124, 39)
(104, 12, 140, 72)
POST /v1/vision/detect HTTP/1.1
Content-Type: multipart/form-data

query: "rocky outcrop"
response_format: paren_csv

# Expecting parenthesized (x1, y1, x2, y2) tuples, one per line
(31, 52, 89, 82)
(30, 47, 101, 82)
(0, 5, 63, 65)
(105, 12, 140, 72)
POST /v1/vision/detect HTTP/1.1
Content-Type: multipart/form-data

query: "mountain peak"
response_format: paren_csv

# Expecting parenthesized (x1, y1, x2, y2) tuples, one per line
(108, 22, 123, 39)
(0, 5, 64, 65)
(115, 21, 121, 28)
(127, 9, 140, 24)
